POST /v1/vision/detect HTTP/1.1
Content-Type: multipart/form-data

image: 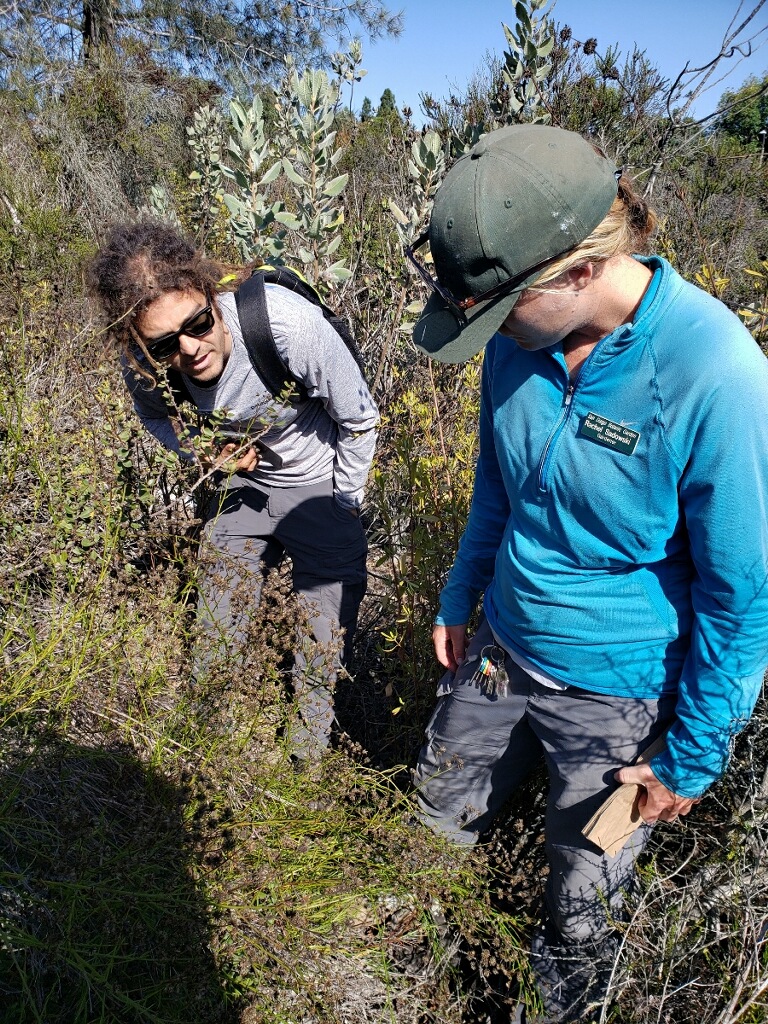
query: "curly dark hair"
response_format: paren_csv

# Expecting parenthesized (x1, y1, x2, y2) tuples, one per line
(87, 220, 231, 376)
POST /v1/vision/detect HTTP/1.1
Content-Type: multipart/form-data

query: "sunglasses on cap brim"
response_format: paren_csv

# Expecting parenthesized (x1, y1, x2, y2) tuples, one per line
(405, 166, 623, 325)
(405, 232, 566, 326)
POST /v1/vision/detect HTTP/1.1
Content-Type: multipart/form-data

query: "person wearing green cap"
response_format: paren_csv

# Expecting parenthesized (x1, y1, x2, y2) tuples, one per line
(407, 124, 768, 1021)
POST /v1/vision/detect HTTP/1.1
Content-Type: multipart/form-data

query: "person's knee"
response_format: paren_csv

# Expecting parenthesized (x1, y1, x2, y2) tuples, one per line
(412, 767, 482, 847)
(413, 739, 495, 841)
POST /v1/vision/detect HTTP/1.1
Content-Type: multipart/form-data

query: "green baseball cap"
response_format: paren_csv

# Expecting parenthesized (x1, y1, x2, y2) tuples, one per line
(412, 124, 619, 363)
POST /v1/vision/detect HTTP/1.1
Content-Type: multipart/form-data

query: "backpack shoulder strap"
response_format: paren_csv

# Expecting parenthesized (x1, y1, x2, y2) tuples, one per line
(234, 271, 307, 402)
(260, 266, 368, 381)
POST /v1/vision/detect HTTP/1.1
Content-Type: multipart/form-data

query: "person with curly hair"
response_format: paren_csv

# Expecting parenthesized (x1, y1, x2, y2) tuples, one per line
(89, 221, 379, 760)
(406, 125, 768, 1021)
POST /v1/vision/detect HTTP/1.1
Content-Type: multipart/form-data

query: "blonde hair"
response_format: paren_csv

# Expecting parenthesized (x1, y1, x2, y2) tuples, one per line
(530, 174, 658, 289)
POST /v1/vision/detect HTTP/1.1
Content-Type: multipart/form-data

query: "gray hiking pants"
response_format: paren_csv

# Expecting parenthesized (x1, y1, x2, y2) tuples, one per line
(414, 616, 676, 1020)
(197, 477, 367, 756)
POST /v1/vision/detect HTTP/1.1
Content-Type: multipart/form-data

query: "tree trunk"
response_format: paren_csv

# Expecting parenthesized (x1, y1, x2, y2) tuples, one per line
(82, 0, 114, 59)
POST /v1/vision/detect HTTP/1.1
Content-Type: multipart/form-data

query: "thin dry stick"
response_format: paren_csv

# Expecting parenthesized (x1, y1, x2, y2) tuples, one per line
(427, 358, 460, 551)
(713, 947, 768, 1024)
(371, 283, 408, 397)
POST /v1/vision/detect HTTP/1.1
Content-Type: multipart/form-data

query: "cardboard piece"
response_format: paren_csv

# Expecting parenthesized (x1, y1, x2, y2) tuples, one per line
(581, 734, 668, 857)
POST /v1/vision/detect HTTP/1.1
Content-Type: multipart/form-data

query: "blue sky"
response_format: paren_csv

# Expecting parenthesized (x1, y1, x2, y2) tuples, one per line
(346, 0, 767, 124)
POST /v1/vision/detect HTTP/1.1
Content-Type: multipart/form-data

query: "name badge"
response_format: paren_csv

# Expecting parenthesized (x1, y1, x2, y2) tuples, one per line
(580, 412, 640, 456)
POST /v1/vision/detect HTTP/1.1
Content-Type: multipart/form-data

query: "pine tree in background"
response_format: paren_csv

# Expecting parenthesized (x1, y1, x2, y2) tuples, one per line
(0, 0, 402, 90)
(715, 74, 768, 148)
(377, 87, 398, 116)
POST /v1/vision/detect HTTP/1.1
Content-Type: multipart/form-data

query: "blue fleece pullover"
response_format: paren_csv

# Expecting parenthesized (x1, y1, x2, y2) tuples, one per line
(437, 257, 768, 797)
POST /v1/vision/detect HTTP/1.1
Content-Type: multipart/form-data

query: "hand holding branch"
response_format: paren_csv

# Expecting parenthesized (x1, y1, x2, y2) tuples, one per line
(216, 441, 260, 474)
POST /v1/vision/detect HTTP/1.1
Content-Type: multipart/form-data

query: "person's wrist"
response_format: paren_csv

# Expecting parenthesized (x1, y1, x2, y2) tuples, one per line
(334, 493, 360, 515)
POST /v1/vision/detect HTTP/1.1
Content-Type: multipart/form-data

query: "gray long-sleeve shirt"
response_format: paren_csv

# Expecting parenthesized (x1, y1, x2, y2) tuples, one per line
(123, 286, 379, 509)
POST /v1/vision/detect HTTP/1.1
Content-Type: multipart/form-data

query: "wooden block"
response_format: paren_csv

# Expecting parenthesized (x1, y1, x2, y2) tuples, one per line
(581, 734, 668, 857)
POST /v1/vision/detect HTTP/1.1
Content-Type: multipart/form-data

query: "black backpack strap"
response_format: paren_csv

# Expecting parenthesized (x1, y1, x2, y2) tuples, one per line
(261, 266, 368, 380)
(234, 272, 307, 402)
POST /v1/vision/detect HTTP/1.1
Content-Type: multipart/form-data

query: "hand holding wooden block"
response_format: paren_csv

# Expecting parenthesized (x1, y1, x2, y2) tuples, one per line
(582, 734, 668, 857)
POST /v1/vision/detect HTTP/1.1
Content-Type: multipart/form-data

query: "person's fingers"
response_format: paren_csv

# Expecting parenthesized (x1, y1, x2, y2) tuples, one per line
(433, 626, 457, 671)
(239, 447, 260, 471)
(446, 625, 467, 667)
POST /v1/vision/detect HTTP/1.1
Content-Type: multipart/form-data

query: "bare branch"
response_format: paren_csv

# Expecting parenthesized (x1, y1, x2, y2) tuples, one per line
(0, 190, 21, 229)
(666, 0, 768, 122)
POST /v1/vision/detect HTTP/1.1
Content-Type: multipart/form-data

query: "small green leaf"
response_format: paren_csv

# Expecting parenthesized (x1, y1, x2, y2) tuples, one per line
(538, 35, 555, 57)
(322, 173, 348, 198)
(274, 211, 301, 229)
(233, 168, 250, 191)
(259, 160, 282, 186)
(327, 260, 352, 282)
(516, 2, 532, 33)
(222, 195, 247, 219)
(282, 158, 307, 186)
(388, 200, 408, 226)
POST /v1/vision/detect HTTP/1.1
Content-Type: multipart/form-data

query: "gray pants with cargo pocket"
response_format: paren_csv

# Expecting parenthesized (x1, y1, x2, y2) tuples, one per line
(413, 615, 675, 1021)
(197, 476, 367, 757)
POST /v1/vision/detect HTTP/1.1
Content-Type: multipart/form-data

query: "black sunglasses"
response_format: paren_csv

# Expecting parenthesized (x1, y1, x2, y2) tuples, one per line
(405, 231, 570, 327)
(142, 303, 216, 361)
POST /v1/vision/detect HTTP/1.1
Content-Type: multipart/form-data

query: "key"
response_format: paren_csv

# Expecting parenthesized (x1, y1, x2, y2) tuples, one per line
(489, 645, 509, 698)
(473, 649, 497, 696)
(494, 660, 509, 698)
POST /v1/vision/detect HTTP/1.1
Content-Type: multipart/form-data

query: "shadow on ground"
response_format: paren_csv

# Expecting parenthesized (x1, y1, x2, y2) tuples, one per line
(0, 738, 238, 1024)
